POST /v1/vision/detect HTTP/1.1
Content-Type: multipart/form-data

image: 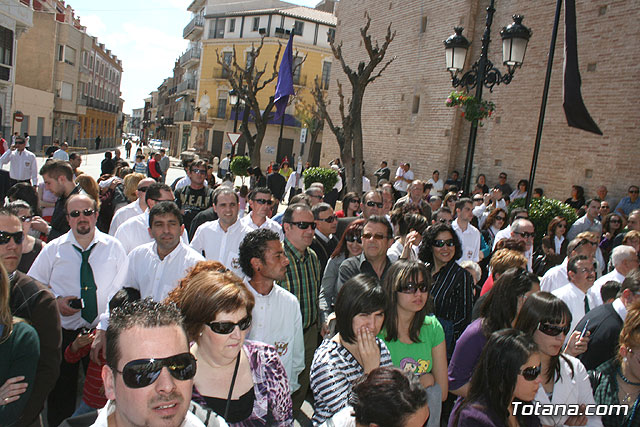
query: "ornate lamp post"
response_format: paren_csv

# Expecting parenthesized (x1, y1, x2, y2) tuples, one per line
(444, 2, 531, 195)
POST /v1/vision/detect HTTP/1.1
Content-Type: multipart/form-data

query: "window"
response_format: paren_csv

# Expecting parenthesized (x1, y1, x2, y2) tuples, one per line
(412, 95, 420, 114)
(292, 57, 303, 85)
(0, 27, 12, 66)
(327, 28, 335, 42)
(321, 61, 331, 89)
(86, 82, 90, 96)
(216, 98, 227, 118)
(420, 16, 428, 33)
(57, 45, 64, 61)
(64, 46, 76, 65)
(229, 18, 235, 33)
(60, 82, 73, 100)
(221, 51, 232, 78)
(252, 17, 260, 31)
(293, 20, 304, 36)
(215, 18, 225, 39)
(89, 54, 94, 69)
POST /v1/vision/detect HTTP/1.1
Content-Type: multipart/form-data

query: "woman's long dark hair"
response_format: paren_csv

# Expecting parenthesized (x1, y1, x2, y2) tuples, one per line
(514, 292, 575, 383)
(417, 222, 462, 266)
(482, 208, 507, 231)
(602, 213, 624, 237)
(453, 329, 538, 426)
(381, 260, 432, 343)
(341, 192, 360, 217)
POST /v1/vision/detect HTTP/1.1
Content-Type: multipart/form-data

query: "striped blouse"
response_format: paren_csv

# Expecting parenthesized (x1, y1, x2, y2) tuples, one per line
(431, 260, 475, 341)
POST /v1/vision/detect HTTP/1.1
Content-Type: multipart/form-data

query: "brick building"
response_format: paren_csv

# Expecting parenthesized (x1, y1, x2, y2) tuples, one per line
(320, 0, 640, 201)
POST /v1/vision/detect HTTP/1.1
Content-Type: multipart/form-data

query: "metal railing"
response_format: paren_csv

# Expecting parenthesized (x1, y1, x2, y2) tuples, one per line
(177, 79, 197, 93)
(179, 47, 202, 66)
(183, 16, 204, 39)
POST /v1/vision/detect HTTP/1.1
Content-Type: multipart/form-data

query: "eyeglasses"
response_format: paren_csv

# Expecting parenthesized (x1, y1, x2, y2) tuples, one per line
(19, 215, 33, 223)
(397, 281, 429, 294)
(437, 218, 452, 224)
(254, 198, 273, 205)
(362, 232, 388, 241)
(610, 219, 621, 224)
(495, 216, 506, 221)
(630, 190, 639, 194)
(287, 221, 316, 230)
(577, 267, 596, 274)
(318, 215, 337, 223)
(519, 364, 542, 381)
(137, 186, 149, 192)
(556, 224, 567, 229)
(0, 231, 24, 245)
(499, 175, 507, 180)
(345, 234, 362, 243)
(514, 231, 535, 239)
(365, 201, 383, 208)
(190, 169, 207, 175)
(538, 322, 571, 337)
(350, 199, 361, 204)
(68, 209, 96, 218)
(433, 239, 455, 248)
(310, 194, 324, 199)
(207, 316, 252, 334)
(113, 352, 197, 389)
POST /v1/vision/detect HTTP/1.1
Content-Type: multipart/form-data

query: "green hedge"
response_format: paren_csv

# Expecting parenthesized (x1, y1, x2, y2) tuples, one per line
(508, 197, 578, 248)
(303, 167, 339, 192)
(230, 156, 251, 177)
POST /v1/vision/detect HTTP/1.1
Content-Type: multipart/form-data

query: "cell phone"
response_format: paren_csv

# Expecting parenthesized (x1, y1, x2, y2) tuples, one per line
(80, 327, 91, 336)
(68, 298, 85, 309)
(579, 319, 590, 339)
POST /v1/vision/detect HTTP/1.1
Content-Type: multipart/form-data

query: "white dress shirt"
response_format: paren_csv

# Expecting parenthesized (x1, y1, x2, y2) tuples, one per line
(27, 229, 128, 330)
(245, 280, 305, 393)
(114, 210, 189, 253)
(552, 282, 597, 343)
(540, 259, 569, 293)
(588, 268, 626, 308)
(190, 219, 248, 275)
(0, 148, 38, 184)
(52, 149, 69, 161)
(108, 200, 144, 235)
(492, 224, 512, 250)
(125, 241, 204, 301)
(452, 219, 481, 263)
(240, 214, 284, 240)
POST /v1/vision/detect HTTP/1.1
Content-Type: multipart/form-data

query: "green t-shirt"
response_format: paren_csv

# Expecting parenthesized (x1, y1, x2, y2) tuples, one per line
(378, 315, 444, 375)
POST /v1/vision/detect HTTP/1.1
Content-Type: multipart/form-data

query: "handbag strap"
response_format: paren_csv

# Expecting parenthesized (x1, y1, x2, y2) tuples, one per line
(223, 352, 241, 420)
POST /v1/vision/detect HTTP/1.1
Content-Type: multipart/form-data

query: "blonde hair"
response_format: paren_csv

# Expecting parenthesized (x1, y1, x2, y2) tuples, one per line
(619, 301, 640, 363)
(576, 231, 598, 243)
(623, 230, 640, 244)
(0, 262, 12, 342)
(490, 249, 528, 277)
(75, 175, 100, 209)
(123, 173, 145, 202)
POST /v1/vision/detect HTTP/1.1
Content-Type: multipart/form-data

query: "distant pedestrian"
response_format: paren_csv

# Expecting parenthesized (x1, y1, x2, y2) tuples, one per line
(124, 139, 132, 158)
(94, 135, 101, 150)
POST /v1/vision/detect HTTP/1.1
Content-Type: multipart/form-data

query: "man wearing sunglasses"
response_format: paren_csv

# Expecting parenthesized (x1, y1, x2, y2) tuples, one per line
(567, 198, 602, 242)
(336, 190, 384, 240)
(115, 183, 189, 254)
(310, 203, 339, 272)
(0, 136, 38, 188)
(508, 218, 536, 271)
(28, 194, 128, 426)
(492, 207, 529, 250)
(0, 208, 61, 426)
(616, 185, 640, 219)
(541, 237, 598, 293)
(108, 177, 155, 235)
(173, 160, 214, 233)
(98, 299, 210, 427)
(240, 187, 283, 240)
(40, 159, 82, 240)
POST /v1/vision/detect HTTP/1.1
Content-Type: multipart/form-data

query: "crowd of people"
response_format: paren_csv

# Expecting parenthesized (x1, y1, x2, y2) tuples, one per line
(2, 141, 640, 427)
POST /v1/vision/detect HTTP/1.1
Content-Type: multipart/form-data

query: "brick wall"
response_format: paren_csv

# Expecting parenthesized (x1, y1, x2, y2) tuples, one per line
(320, 0, 640, 202)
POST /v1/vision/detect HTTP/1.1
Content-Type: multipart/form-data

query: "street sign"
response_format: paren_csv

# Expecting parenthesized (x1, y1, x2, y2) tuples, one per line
(300, 127, 307, 143)
(14, 112, 24, 123)
(227, 132, 242, 146)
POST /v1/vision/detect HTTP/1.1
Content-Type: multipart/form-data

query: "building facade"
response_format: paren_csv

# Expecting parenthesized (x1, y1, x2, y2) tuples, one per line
(321, 0, 640, 201)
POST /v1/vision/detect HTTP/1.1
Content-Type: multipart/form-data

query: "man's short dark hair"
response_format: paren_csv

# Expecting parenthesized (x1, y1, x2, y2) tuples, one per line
(160, 149, 166, 154)
(568, 255, 589, 275)
(283, 203, 312, 224)
(363, 189, 383, 203)
(312, 202, 332, 220)
(213, 187, 239, 205)
(455, 197, 472, 211)
(39, 159, 73, 181)
(432, 207, 452, 223)
(249, 187, 272, 200)
(568, 237, 593, 255)
(148, 201, 183, 227)
(69, 153, 80, 161)
(601, 281, 621, 303)
(586, 198, 602, 207)
(145, 183, 172, 204)
(509, 208, 528, 225)
(238, 229, 280, 277)
(335, 274, 387, 344)
(629, 185, 640, 192)
(363, 215, 393, 238)
(190, 159, 206, 171)
(106, 298, 186, 370)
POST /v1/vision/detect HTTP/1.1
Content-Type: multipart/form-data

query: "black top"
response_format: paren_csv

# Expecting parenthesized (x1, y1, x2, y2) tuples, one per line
(201, 387, 255, 423)
(50, 185, 81, 240)
(310, 235, 338, 274)
(18, 238, 43, 274)
(575, 303, 624, 371)
(374, 166, 390, 184)
(45, 145, 58, 158)
(188, 207, 218, 241)
(174, 186, 214, 232)
(101, 158, 115, 175)
(266, 172, 286, 201)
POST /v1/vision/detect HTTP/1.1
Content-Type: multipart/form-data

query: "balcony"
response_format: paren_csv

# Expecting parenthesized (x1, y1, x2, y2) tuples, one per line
(177, 78, 197, 95)
(174, 110, 194, 122)
(179, 47, 201, 67)
(183, 16, 204, 40)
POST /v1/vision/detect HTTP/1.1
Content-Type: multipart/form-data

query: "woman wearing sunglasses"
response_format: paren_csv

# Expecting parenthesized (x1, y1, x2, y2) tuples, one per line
(449, 268, 539, 398)
(319, 219, 364, 332)
(418, 222, 474, 343)
(480, 208, 507, 250)
(168, 260, 292, 425)
(513, 292, 602, 427)
(335, 192, 361, 218)
(449, 329, 542, 427)
(599, 213, 625, 264)
(379, 260, 447, 427)
(311, 274, 392, 425)
(541, 216, 570, 271)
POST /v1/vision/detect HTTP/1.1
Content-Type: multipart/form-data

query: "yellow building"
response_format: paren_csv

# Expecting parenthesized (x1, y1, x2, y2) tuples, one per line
(179, 0, 336, 167)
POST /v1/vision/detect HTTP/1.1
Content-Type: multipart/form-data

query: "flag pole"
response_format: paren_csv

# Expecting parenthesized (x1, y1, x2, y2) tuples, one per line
(525, 0, 563, 209)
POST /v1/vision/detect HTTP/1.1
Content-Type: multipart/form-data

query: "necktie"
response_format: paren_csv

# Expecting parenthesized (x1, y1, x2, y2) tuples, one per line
(74, 243, 98, 324)
(584, 295, 590, 314)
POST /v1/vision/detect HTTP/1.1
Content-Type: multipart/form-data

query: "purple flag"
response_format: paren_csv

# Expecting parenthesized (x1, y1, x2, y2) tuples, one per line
(563, 0, 602, 135)
(274, 33, 295, 121)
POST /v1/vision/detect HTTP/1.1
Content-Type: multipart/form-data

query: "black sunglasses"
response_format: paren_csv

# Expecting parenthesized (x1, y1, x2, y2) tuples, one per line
(433, 239, 455, 248)
(113, 352, 197, 389)
(287, 221, 316, 230)
(397, 281, 429, 294)
(350, 199, 361, 204)
(254, 198, 273, 205)
(514, 231, 535, 239)
(538, 322, 570, 337)
(208, 315, 252, 334)
(519, 364, 542, 381)
(318, 215, 337, 223)
(0, 231, 24, 245)
(190, 169, 207, 175)
(365, 201, 383, 208)
(137, 186, 149, 192)
(345, 234, 362, 243)
(68, 209, 95, 218)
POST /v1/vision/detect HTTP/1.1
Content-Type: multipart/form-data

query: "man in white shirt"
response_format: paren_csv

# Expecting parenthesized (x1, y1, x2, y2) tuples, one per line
(27, 194, 128, 425)
(190, 188, 247, 275)
(125, 201, 204, 301)
(589, 245, 639, 306)
(492, 208, 529, 249)
(567, 198, 603, 242)
(238, 228, 304, 394)
(0, 136, 38, 185)
(509, 218, 536, 271)
(452, 198, 481, 263)
(393, 163, 414, 197)
(115, 183, 188, 253)
(52, 141, 70, 161)
(108, 177, 155, 235)
(552, 255, 597, 342)
(218, 152, 231, 177)
(541, 237, 597, 293)
(240, 187, 283, 239)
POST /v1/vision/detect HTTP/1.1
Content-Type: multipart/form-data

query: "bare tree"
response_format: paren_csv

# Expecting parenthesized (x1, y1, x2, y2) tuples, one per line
(217, 36, 305, 166)
(295, 100, 324, 164)
(312, 12, 395, 193)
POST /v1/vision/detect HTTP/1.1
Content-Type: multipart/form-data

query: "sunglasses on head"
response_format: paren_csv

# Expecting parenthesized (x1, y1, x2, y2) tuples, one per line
(433, 239, 455, 248)
(68, 209, 95, 218)
(397, 281, 429, 294)
(519, 364, 542, 381)
(365, 201, 383, 208)
(0, 231, 24, 245)
(345, 234, 362, 243)
(287, 221, 316, 230)
(254, 198, 273, 205)
(207, 315, 252, 334)
(538, 322, 570, 337)
(113, 352, 197, 389)
(318, 215, 337, 223)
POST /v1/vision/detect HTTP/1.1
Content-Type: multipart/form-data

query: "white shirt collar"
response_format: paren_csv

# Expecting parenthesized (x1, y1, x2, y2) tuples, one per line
(613, 298, 627, 320)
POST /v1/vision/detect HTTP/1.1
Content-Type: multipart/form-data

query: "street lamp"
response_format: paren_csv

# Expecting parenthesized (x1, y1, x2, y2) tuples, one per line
(444, 3, 531, 195)
(228, 89, 240, 133)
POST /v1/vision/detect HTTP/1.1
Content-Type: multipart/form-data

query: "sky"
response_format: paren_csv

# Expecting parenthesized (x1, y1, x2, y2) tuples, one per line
(70, 0, 320, 115)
